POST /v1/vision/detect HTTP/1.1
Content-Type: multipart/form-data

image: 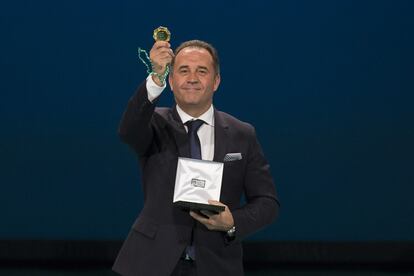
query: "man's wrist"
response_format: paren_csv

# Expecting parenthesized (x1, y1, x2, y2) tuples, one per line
(146, 74, 165, 102)
(151, 73, 165, 87)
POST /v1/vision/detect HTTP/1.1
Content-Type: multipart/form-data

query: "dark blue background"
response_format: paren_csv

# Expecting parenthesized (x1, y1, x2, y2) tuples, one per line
(1, 0, 413, 241)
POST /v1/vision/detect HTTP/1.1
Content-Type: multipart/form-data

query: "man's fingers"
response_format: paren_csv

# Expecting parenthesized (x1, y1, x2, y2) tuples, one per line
(157, 48, 174, 57)
(156, 51, 174, 61)
(150, 43, 172, 56)
(149, 53, 173, 75)
(208, 200, 226, 207)
(153, 41, 170, 49)
(190, 211, 225, 231)
(190, 211, 209, 223)
(200, 210, 217, 218)
(149, 42, 174, 75)
(155, 47, 173, 55)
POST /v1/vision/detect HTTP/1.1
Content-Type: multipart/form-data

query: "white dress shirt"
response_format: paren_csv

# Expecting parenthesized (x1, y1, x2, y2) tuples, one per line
(146, 75, 215, 161)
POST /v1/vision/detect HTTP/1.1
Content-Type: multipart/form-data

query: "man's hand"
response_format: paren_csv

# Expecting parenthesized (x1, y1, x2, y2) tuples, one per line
(189, 200, 234, 232)
(149, 41, 174, 86)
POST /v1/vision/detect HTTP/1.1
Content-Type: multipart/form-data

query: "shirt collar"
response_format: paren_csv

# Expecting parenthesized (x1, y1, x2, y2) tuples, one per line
(176, 104, 215, 127)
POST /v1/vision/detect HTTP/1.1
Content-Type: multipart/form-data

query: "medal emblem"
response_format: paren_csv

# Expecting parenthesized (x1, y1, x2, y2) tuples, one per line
(153, 26, 171, 42)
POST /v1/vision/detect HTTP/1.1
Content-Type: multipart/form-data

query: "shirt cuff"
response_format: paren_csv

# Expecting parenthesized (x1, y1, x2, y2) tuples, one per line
(146, 74, 166, 102)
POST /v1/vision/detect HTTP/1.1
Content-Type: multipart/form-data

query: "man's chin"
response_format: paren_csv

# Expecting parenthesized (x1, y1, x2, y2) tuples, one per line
(181, 97, 201, 105)
(182, 101, 200, 107)
(177, 101, 203, 109)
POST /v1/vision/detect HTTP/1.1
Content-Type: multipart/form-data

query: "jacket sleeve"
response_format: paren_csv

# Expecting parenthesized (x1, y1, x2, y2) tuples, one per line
(118, 81, 158, 157)
(229, 126, 280, 242)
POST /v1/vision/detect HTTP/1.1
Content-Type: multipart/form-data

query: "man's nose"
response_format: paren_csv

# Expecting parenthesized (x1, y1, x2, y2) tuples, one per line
(187, 79, 199, 85)
(186, 72, 199, 84)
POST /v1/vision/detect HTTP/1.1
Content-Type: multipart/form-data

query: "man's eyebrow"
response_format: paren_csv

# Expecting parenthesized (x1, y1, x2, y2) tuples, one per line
(178, 65, 190, 70)
(197, 66, 209, 71)
(177, 65, 209, 71)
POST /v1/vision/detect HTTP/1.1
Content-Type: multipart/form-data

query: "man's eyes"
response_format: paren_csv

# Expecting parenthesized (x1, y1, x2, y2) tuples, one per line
(178, 68, 208, 75)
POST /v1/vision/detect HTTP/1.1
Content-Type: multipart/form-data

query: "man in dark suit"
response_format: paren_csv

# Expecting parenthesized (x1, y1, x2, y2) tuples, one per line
(113, 39, 279, 276)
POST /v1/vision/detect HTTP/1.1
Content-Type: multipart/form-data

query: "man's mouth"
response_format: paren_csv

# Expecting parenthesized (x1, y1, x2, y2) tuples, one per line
(183, 87, 201, 92)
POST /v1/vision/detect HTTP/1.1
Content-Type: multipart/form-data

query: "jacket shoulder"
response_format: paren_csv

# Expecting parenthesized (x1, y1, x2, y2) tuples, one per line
(152, 107, 174, 124)
(154, 107, 172, 118)
(216, 110, 255, 134)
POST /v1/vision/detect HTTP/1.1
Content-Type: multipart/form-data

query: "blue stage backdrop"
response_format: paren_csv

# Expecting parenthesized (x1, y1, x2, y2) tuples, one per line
(1, 1, 413, 241)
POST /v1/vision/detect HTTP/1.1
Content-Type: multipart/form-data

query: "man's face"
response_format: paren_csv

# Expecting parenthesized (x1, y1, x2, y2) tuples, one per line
(169, 47, 220, 114)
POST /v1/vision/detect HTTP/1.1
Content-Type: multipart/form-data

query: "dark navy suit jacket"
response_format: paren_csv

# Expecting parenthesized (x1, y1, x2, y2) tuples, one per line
(112, 82, 279, 276)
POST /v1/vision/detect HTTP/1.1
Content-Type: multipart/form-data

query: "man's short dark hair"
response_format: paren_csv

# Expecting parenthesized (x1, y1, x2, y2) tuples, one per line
(171, 40, 220, 75)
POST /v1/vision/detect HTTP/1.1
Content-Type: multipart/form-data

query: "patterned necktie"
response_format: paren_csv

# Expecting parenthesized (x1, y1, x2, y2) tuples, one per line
(186, 119, 204, 159)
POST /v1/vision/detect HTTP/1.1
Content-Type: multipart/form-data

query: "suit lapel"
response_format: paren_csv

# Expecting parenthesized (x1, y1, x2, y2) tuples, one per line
(213, 109, 229, 162)
(168, 105, 190, 158)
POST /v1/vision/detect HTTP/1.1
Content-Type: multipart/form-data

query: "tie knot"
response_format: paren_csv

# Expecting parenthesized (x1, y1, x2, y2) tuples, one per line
(186, 119, 204, 133)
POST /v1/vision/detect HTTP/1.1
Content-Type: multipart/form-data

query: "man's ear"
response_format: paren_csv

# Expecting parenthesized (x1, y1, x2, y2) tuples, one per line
(213, 74, 221, 92)
(168, 73, 173, 91)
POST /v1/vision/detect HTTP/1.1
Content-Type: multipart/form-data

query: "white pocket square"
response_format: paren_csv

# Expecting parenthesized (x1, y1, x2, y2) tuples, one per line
(223, 152, 242, 162)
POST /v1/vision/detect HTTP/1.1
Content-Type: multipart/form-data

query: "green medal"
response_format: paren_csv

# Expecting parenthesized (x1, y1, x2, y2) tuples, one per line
(153, 26, 171, 42)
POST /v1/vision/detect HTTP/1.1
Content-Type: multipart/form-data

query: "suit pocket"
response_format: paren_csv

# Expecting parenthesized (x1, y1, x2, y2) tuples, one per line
(223, 153, 243, 162)
(224, 159, 244, 169)
(132, 217, 159, 239)
(224, 159, 243, 165)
